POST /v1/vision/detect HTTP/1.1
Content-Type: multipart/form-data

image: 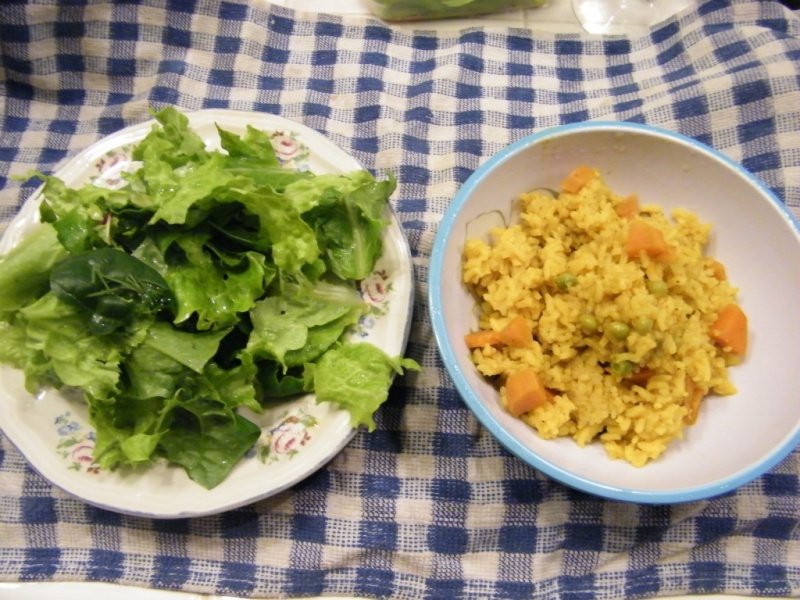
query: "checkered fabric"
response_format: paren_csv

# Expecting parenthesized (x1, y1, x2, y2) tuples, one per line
(1, 0, 799, 598)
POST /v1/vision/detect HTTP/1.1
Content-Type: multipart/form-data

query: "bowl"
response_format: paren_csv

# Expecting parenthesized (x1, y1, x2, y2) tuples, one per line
(429, 121, 800, 503)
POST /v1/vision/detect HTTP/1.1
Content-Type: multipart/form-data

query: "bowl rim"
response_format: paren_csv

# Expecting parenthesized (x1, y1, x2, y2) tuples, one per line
(428, 120, 800, 503)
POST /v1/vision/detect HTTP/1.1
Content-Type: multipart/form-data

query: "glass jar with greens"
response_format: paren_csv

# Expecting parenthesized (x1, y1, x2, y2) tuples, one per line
(366, 0, 548, 21)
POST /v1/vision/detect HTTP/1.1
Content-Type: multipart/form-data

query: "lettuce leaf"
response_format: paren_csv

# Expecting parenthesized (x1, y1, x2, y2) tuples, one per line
(223, 185, 322, 274)
(304, 342, 421, 431)
(218, 124, 313, 190)
(0, 223, 67, 312)
(134, 234, 272, 330)
(159, 399, 261, 489)
(9, 292, 144, 400)
(96, 330, 260, 483)
(246, 280, 365, 367)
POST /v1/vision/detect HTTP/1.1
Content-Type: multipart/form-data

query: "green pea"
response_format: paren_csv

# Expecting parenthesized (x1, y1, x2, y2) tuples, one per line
(578, 313, 599, 333)
(633, 316, 654, 335)
(555, 272, 578, 291)
(609, 360, 634, 378)
(646, 280, 668, 298)
(607, 321, 631, 340)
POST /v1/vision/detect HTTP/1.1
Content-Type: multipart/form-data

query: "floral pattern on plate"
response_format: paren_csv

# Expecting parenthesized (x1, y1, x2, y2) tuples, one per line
(54, 412, 99, 474)
(254, 412, 319, 464)
(269, 130, 311, 169)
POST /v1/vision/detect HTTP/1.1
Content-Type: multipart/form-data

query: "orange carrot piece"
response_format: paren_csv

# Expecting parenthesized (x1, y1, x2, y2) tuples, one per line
(625, 366, 653, 386)
(615, 194, 640, 219)
(625, 220, 673, 262)
(497, 316, 533, 348)
(709, 259, 727, 281)
(505, 368, 549, 417)
(560, 166, 597, 194)
(464, 329, 503, 349)
(683, 377, 707, 425)
(710, 303, 748, 356)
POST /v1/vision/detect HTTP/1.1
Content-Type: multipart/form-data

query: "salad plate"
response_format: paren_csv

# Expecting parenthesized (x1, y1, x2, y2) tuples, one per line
(0, 109, 414, 518)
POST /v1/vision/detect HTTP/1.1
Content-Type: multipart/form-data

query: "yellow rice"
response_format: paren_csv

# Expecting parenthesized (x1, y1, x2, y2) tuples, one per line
(462, 169, 742, 466)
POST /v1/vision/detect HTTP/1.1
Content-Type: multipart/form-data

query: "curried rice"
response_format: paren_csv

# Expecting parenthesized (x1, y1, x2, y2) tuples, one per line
(462, 167, 747, 466)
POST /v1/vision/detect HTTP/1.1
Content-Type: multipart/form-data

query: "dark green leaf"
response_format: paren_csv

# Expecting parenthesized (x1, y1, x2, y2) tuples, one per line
(160, 400, 261, 489)
(258, 361, 307, 398)
(50, 247, 173, 334)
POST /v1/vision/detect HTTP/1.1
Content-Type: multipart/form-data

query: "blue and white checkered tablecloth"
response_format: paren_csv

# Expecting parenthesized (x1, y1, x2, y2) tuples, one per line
(1, 0, 799, 598)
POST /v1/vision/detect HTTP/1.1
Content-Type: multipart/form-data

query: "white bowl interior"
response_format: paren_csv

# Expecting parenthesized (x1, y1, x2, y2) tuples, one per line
(431, 123, 800, 501)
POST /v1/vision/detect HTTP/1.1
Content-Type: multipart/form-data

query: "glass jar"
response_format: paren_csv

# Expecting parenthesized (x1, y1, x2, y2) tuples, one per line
(366, 0, 548, 22)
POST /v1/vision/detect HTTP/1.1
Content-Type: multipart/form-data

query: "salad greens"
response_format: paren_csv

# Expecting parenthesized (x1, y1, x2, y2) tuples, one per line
(0, 106, 419, 490)
(368, 0, 547, 21)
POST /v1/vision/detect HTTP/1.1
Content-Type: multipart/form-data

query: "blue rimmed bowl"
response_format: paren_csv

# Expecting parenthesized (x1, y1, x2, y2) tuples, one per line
(429, 121, 800, 503)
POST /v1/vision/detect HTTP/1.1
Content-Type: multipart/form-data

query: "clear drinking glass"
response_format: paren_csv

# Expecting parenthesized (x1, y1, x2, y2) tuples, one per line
(572, 0, 692, 34)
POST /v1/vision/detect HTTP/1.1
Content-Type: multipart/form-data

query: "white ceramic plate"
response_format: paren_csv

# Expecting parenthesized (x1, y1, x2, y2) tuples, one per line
(0, 109, 414, 518)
